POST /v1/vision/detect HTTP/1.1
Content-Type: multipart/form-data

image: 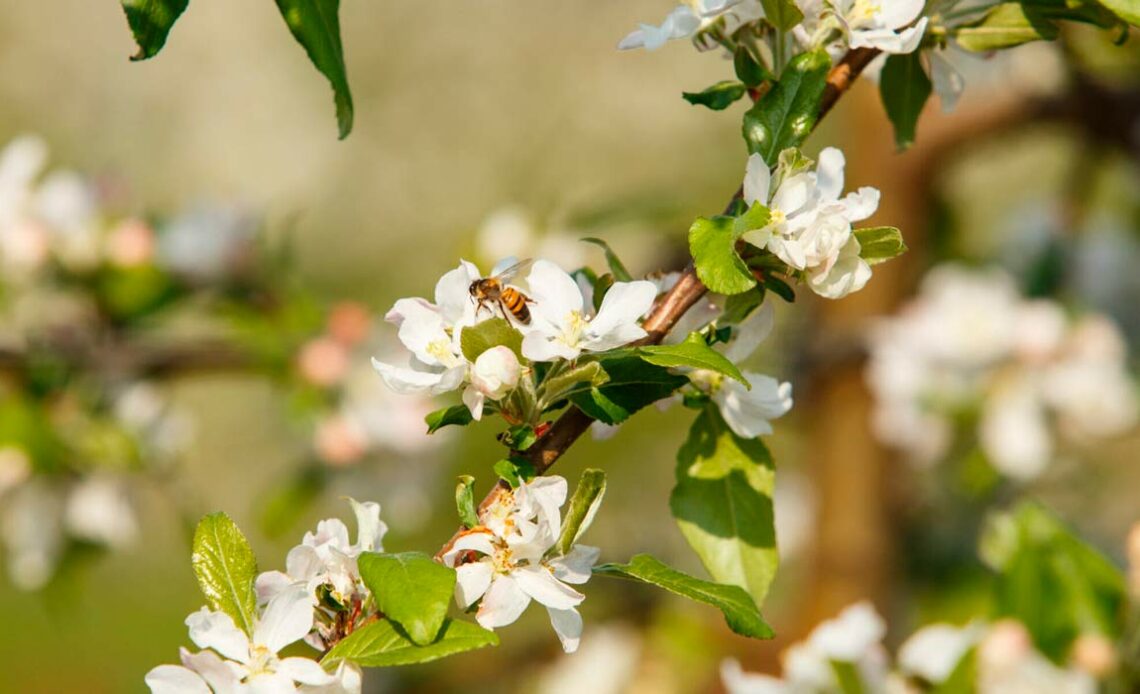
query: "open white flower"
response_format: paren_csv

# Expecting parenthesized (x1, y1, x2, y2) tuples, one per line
(256, 499, 386, 627)
(371, 260, 486, 396)
(145, 586, 334, 693)
(741, 149, 878, 299)
(795, 0, 928, 56)
(898, 622, 983, 685)
(463, 345, 522, 421)
(441, 475, 599, 653)
(522, 260, 657, 361)
(618, 0, 764, 51)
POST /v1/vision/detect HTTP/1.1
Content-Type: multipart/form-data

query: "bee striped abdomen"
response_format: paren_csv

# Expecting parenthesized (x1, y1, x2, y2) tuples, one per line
(501, 288, 531, 324)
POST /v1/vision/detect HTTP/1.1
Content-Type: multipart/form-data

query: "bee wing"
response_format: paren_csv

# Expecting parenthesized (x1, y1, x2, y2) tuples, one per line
(491, 257, 535, 284)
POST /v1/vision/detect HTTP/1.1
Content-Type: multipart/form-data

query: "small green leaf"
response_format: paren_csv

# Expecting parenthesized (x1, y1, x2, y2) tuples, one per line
(1097, 0, 1140, 25)
(831, 660, 867, 694)
(556, 469, 606, 556)
(763, 274, 796, 303)
(570, 357, 688, 425)
(880, 53, 931, 151)
(690, 216, 757, 296)
(425, 405, 475, 434)
(956, 3, 1059, 51)
(581, 238, 634, 281)
(274, 0, 355, 139)
(357, 552, 456, 646)
(595, 554, 774, 639)
(760, 0, 805, 30)
(682, 81, 749, 111)
(541, 361, 610, 402)
(493, 458, 537, 488)
(721, 287, 767, 326)
(455, 476, 478, 529)
(855, 226, 908, 265)
(671, 408, 778, 605)
(734, 46, 772, 88)
(592, 273, 615, 313)
(120, 0, 189, 60)
(742, 49, 831, 165)
(733, 202, 772, 237)
(501, 424, 538, 451)
(636, 333, 749, 387)
(191, 512, 259, 635)
(932, 647, 978, 694)
(322, 618, 498, 667)
(459, 318, 524, 363)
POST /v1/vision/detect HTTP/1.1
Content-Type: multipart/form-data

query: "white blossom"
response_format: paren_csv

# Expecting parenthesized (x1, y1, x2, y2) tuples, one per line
(618, 1, 764, 51)
(463, 345, 522, 421)
(740, 149, 879, 299)
(522, 260, 657, 362)
(795, 0, 928, 57)
(441, 475, 599, 653)
(145, 586, 336, 693)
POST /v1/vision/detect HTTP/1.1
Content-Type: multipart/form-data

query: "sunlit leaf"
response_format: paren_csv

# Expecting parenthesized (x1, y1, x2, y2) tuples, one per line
(358, 552, 456, 646)
(120, 0, 189, 60)
(322, 618, 498, 667)
(274, 0, 355, 139)
(742, 49, 831, 165)
(191, 512, 259, 635)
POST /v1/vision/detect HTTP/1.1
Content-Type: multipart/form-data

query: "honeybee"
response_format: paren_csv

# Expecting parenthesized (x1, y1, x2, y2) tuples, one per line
(469, 259, 535, 325)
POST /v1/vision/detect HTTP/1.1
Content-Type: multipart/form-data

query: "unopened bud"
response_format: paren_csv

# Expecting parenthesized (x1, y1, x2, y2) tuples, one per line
(297, 337, 351, 387)
(327, 302, 372, 346)
(1069, 633, 1117, 678)
(314, 416, 367, 466)
(979, 620, 1032, 671)
(106, 219, 155, 267)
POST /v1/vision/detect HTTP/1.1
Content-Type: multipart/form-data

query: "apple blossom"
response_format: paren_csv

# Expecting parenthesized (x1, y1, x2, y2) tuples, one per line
(522, 260, 657, 361)
(740, 149, 879, 300)
(441, 475, 599, 653)
(145, 585, 335, 693)
(794, 0, 928, 57)
(463, 345, 522, 420)
(617, 1, 763, 52)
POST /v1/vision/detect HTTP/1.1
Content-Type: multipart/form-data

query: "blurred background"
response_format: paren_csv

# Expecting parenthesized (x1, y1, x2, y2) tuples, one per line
(1, 2, 1139, 692)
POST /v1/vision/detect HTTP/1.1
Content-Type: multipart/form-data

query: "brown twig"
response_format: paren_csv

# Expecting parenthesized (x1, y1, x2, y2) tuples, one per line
(438, 48, 882, 556)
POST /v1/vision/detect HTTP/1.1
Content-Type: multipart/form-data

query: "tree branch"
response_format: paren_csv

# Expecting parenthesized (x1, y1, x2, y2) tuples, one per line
(440, 48, 882, 553)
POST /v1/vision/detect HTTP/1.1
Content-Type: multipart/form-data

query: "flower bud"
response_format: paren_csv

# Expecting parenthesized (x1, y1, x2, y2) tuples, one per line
(314, 415, 367, 466)
(979, 620, 1032, 671)
(1069, 633, 1117, 677)
(327, 301, 372, 346)
(106, 219, 155, 267)
(470, 346, 521, 399)
(296, 337, 351, 387)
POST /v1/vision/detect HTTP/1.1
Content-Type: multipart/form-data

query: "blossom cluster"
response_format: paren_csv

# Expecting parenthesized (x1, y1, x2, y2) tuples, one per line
(442, 475, 600, 653)
(146, 499, 386, 693)
(723, 602, 1110, 693)
(866, 264, 1139, 480)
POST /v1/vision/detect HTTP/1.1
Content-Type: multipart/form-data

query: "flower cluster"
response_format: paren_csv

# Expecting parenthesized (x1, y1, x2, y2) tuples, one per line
(723, 602, 1107, 693)
(146, 499, 388, 693)
(866, 264, 1139, 480)
(441, 475, 600, 653)
(740, 148, 880, 300)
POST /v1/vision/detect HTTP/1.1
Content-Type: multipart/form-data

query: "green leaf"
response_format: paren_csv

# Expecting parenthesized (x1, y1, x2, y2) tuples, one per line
(460, 318, 524, 363)
(357, 552, 456, 646)
(763, 274, 796, 303)
(721, 287, 767, 325)
(274, 0, 355, 139)
(595, 554, 774, 639)
(733, 202, 773, 237)
(760, 0, 805, 30)
(956, 3, 1059, 52)
(540, 361, 610, 402)
(879, 53, 931, 151)
(742, 49, 831, 165)
(556, 469, 606, 556)
(581, 238, 634, 281)
(932, 647, 978, 694)
(734, 46, 772, 88)
(636, 333, 749, 387)
(831, 660, 868, 694)
(670, 408, 778, 605)
(984, 502, 1126, 660)
(569, 357, 688, 425)
(322, 618, 498, 667)
(455, 476, 478, 529)
(493, 458, 537, 487)
(682, 81, 749, 111)
(689, 216, 757, 296)
(191, 512, 259, 635)
(1097, 0, 1140, 25)
(854, 226, 908, 265)
(120, 0, 189, 60)
(425, 405, 474, 434)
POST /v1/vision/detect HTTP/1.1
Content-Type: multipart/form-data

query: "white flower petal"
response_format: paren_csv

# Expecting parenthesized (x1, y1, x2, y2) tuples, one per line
(723, 302, 775, 364)
(527, 260, 584, 322)
(455, 561, 495, 609)
(179, 648, 239, 693)
(815, 148, 846, 204)
(278, 657, 336, 686)
(841, 187, 880, 223)
(586, 280, 657, 347)
(547, 607, 584, 653)
(254, 585, 315, 654)
(477, 574, 533, 628)
(435, 260, 482, 325)
(715, 374, 793, 439)
(348, 498, 387, 553)
(255, 571, 294, 606)
(513, 565, 584, 610)
(550, 545, 601, 585)
(145, 665, 211, 694)
(720, 658, 788, 694)
(880, 0, 925, 29)
(521, 331, 581, 362)
(185, 608, 250, 663)
(743, 153, 771, 206)
(462, 386, 486, 421)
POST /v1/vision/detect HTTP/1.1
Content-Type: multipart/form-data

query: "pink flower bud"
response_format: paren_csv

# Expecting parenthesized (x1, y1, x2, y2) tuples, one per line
(296, 337, 351, 387)
(1069, 633, 1117, 677)
(327, 302, 372, 346)
(314, 416, 367, 466)
(106, 219, 155, 267)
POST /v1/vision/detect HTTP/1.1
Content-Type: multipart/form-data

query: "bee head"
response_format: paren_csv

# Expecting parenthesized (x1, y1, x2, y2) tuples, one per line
(468, 281, 480, 297)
